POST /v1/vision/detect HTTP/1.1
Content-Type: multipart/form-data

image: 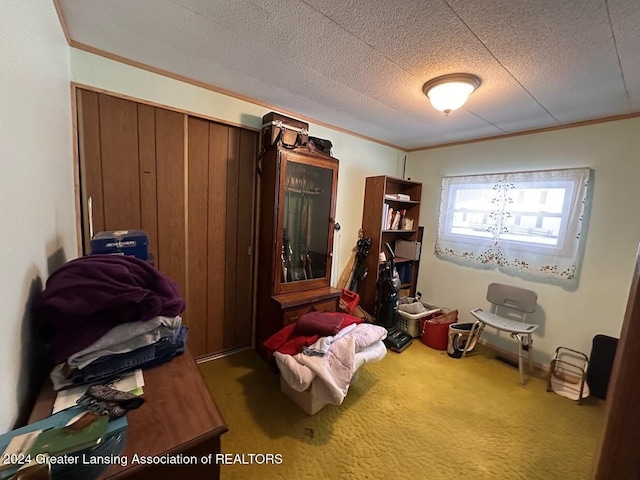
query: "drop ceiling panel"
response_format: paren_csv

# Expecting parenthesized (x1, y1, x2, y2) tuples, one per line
(59, 0, 639, 149)
(447, 0, 629, 122)
(304, 0, 557, 132)
(608, 0, 640, 110)
(65, 10, 439, 146)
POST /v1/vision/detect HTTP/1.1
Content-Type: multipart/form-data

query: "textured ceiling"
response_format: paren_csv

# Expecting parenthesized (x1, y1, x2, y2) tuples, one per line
(58, 0, 640, 150)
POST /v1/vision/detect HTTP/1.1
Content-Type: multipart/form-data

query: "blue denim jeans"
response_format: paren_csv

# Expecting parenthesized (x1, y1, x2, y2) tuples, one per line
(72, 325, 188, 385)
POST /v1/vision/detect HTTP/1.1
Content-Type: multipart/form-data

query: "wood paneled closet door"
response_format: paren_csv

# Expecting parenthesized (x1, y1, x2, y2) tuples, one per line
(187, 117, 256, 356)
(76, 89, 256, 358)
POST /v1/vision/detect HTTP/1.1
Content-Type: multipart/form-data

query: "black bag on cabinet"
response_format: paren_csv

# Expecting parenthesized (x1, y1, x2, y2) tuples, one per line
(309, 136, 333, 156)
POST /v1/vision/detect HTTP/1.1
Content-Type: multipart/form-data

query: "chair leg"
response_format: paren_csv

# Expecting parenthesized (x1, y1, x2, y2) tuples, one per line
(546, 358, 556, 392)
(514, 333, 525, 385)
(527, 334, 534, 375)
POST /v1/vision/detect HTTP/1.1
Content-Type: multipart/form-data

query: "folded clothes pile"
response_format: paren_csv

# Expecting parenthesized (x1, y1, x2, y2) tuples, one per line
(36, 255, 187, 390)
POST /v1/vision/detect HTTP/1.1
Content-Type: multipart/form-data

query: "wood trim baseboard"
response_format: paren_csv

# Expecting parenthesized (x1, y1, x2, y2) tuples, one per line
(55, 2, 640, 154)
(67, 41, 403, 151)
(52, 0, 71, 45)
(71, 37, 640, 153)
(70, 82, 260, 133)
(406, 111, 640, 152)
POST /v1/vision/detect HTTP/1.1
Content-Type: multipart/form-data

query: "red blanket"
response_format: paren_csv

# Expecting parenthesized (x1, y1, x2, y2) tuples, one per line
(262, 313, 363, 358)
(295, 311, 343, 336)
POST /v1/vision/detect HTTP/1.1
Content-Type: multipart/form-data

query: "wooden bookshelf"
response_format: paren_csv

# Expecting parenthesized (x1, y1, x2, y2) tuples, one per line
(359, 175, 422, 315)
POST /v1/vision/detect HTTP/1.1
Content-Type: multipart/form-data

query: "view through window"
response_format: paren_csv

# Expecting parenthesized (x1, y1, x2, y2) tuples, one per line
(435, 168, 590, 280)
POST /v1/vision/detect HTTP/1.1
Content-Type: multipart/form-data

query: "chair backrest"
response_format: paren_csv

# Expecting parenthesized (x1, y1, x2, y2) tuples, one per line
(486, 283, 537, 314)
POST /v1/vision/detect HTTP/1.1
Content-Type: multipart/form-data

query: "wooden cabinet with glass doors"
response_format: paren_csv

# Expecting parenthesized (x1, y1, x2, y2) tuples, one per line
(255, 145, 341, 353)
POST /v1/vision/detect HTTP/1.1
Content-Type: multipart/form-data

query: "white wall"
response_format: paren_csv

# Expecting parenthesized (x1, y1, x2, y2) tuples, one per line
(69, 48, 406, 285)
(0, 1, 76, 430)
(408, 119, 640, 364)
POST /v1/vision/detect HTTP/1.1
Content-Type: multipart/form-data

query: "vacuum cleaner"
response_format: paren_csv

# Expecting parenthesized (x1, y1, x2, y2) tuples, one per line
(376, 243, 413, 353)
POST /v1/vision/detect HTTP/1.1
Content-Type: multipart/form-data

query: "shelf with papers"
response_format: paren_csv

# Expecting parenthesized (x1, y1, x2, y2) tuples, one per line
(384, 198, 420, 205)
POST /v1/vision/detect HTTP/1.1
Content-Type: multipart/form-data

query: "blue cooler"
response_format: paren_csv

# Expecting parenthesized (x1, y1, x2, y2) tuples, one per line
(90, 230, 149, 260)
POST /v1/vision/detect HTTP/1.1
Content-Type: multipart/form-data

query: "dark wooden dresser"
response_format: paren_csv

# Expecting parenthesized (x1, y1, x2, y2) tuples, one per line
(275, 287, 342, 327)
(29, 349, 227, 480)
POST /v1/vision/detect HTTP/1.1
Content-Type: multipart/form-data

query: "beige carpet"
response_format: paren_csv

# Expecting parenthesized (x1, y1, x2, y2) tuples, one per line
(198, 341, 605, 480)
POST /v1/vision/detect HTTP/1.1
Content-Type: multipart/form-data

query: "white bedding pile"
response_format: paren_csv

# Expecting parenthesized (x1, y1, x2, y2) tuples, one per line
(274, 323, 387, 406)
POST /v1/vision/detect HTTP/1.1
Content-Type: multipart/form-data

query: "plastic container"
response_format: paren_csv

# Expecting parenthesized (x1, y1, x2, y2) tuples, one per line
(397, 302, 442, 337)
(340, 289, 360, 314)
(280, 370, 360, 415)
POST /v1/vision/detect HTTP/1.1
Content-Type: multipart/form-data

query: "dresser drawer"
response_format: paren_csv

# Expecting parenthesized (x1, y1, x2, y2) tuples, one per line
(282, 298, 338, 326)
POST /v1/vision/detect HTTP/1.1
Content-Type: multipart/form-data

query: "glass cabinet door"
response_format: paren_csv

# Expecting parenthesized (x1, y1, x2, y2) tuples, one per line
(278, 154, 336, 292)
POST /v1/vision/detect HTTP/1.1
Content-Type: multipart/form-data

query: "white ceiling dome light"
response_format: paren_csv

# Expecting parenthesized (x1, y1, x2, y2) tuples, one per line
(422, 73, 482, 115)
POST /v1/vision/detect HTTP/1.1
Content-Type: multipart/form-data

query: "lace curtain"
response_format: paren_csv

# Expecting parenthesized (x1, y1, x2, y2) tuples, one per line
(435, 167, 591, 281)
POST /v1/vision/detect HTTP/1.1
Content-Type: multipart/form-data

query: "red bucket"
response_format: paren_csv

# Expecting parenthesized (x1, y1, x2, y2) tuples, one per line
(420, 310, 458, 350)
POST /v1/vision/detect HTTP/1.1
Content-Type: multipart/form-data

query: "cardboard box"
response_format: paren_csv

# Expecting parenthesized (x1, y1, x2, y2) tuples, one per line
(395, 240, 421, 260)
(91, 230, 149, 260)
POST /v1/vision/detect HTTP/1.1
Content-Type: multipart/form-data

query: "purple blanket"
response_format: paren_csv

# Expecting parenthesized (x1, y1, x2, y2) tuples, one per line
(36, 255, 185, 363)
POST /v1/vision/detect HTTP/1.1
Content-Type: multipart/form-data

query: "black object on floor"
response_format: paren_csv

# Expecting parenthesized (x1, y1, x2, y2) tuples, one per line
(587, 334, 618, 400)
(384, 328, 413, 353)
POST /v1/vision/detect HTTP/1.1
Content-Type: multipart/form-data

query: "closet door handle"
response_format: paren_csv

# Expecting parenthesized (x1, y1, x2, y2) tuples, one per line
(88, 196, 94, 239)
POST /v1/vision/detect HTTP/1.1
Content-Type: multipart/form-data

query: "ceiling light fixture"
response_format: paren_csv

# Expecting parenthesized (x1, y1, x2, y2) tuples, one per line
(422, 73, 482, 115)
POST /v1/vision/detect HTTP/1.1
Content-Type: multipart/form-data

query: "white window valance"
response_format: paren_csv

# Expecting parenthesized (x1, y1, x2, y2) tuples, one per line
(435, 167, 591, 281)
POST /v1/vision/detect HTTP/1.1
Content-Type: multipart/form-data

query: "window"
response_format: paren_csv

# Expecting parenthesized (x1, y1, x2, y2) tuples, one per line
(435, 168, 590, 281)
